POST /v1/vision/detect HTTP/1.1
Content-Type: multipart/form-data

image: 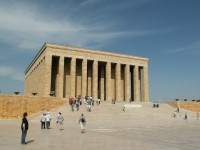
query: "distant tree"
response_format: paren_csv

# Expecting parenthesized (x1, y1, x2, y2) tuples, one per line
(192, 99, 195, 102)
(14, 92, 20, 95)
(32, 93, 37, 96)
(184, 99, 188, 101)
(175, 99, 179, 101)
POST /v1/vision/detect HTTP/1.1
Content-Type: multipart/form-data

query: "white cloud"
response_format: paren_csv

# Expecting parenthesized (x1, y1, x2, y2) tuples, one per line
(0, 65, 24, 81)
(80, 0, 101, 6)
(0, 1, 168, 52)
(166, 41, 200, 55)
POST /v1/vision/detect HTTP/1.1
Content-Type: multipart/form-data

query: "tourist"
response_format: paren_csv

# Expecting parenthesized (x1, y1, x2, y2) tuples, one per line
(197, 112, 199, 120)
(21, 112, 29, 144)
(76, 99, 80, 111)
(83, 97, 86, 104)
(57, 112, 64, 130)
(91, 97, 94, 106)
(123, 106, 125, 112)
(96, 99, 99, 106)
(177, 107, 179, 113)
(172, 113, 176, 118)
(69, 97, 73, 105)
(79, 114, 86, 133)
(45, 112, 51, 129)
(184, 113, 187, 120)
(98, 99, 101, 105)
(80, 98, 82, 105)
(113, 98, 116, 104)
(40, 113, 46, 129)
(87, 100, 92, 112)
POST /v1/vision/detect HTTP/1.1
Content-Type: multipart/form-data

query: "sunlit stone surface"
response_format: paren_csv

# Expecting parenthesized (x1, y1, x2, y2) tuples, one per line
(0, 101, 200, 150)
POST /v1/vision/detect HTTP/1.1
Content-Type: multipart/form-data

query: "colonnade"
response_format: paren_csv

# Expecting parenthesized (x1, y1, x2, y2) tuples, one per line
(48, 55, 149, 102)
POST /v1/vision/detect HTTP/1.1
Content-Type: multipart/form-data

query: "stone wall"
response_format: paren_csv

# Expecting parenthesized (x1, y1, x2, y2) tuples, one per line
(24, 50, 47, 96)
(168, 101, 200, 112)
(0, 95, 66, 119)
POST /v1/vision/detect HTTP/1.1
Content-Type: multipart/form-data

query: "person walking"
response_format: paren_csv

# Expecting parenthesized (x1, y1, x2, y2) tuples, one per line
(57, 112, 64, 130)
(87, 101, 91, 112)
(45, 112, 51, 129)
(184, 113, 187, 120)
(21, 112, 29, 144)
(197, 112, 199, 120)
(79, 114, 86, 133)
(40, 113, 46, 129)
(69, 97, 74, 111)
(177, 107, 179, 113)
(76, 99, 80, 111)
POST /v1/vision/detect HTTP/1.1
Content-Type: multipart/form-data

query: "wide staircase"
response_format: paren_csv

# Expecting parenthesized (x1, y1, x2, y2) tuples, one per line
(31, 100, 197, 124)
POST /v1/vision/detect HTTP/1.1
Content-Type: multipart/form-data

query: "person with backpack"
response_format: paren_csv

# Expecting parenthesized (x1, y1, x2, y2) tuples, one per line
(79, 114, 86, 133)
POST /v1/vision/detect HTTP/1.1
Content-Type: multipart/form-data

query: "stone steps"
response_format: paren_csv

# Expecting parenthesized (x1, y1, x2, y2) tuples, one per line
(31, 101, 198, 124)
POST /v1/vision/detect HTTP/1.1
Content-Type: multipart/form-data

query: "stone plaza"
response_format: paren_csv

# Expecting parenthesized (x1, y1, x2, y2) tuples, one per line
(0, 101, 200, 150)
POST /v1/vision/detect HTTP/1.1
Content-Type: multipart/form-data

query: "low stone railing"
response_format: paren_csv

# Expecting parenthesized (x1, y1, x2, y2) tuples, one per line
(168, 101, 200, 112)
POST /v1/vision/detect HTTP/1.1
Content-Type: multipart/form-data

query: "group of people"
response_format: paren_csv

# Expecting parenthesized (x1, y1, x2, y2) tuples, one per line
(40, 112, 52, 129)
(172, 107, 200, 120)
(21, 111, 86, 145)
(112, 98, 116, 104)
(69, 96, 101, 112)
(40, 112, 65, 130)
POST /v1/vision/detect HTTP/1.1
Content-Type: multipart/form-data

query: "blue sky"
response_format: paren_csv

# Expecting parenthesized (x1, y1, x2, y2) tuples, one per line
(0, 0, 199, 102)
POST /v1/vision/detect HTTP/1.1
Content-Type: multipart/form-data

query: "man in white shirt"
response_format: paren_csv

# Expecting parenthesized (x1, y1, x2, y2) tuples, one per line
(45, 112, 51, 129)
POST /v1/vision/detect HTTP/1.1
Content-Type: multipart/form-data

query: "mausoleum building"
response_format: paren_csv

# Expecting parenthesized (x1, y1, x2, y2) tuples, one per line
(24, 43, 149, 102)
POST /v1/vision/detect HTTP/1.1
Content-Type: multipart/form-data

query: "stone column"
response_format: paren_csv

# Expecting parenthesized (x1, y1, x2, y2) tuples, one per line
(134, 65, 140, 102)
(100, 64, 105, 100)
(142, 66, 149, 102)
(57, 56, 64, 98)
(92, 60, 98, 100)
(70, 57, 76, 98)
(125, 64, 130, 102)
(44, 53, 52, 97)
(87, 62, 92, 96)
(82, 59, 87, 98)
(106, 62, 111, 101)
(116, 63, 121, 101)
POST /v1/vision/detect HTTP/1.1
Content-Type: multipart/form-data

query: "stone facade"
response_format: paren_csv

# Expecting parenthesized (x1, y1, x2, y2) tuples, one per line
(25, 43, 149, 102)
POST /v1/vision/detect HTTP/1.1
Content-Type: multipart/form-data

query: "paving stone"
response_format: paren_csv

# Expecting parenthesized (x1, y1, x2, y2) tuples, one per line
(0, 102, 200, 150)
